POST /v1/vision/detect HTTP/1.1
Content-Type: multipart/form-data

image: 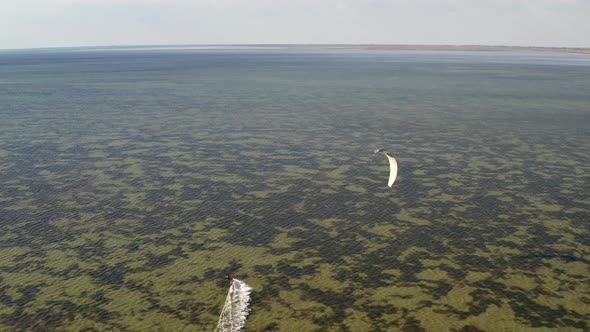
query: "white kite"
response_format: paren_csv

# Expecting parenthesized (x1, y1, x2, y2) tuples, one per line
(374, 149, 398, 187)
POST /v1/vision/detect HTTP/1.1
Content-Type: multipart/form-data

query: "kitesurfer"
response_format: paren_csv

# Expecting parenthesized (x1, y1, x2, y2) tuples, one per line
(226, 272, 234, 286)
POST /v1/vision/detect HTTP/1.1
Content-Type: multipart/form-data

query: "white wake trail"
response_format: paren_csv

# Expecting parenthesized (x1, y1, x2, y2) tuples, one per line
(216, 279, 253, 332)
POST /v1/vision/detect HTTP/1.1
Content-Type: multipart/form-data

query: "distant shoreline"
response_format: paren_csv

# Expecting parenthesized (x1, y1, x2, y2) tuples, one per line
(320, 44, 590, 55)
(3, 44, 590, 55)
(234, 44, 590, 55)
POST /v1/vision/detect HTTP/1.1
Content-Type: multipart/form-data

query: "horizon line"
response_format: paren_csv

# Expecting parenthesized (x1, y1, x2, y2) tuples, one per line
(2, 43, 590, 53)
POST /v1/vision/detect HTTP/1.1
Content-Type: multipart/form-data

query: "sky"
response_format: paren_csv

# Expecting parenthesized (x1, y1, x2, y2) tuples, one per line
(1, 0, 589, 50)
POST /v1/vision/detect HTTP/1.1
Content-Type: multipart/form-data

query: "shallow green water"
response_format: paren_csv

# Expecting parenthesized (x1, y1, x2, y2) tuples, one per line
(0, 48, 589, 331)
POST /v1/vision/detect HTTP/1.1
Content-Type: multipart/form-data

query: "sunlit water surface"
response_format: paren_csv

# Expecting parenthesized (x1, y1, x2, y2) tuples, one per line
(0, 48, 589, 331)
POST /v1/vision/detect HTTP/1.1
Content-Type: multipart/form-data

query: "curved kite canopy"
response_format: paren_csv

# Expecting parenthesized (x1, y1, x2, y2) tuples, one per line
(384, 152, 398, 187)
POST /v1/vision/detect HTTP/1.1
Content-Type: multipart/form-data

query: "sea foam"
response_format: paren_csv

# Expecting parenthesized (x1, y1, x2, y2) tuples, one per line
(216, 279, 253, 332)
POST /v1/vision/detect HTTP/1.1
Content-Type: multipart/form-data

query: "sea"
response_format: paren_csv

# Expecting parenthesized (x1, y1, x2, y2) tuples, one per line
(0, 46, 589, 331)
